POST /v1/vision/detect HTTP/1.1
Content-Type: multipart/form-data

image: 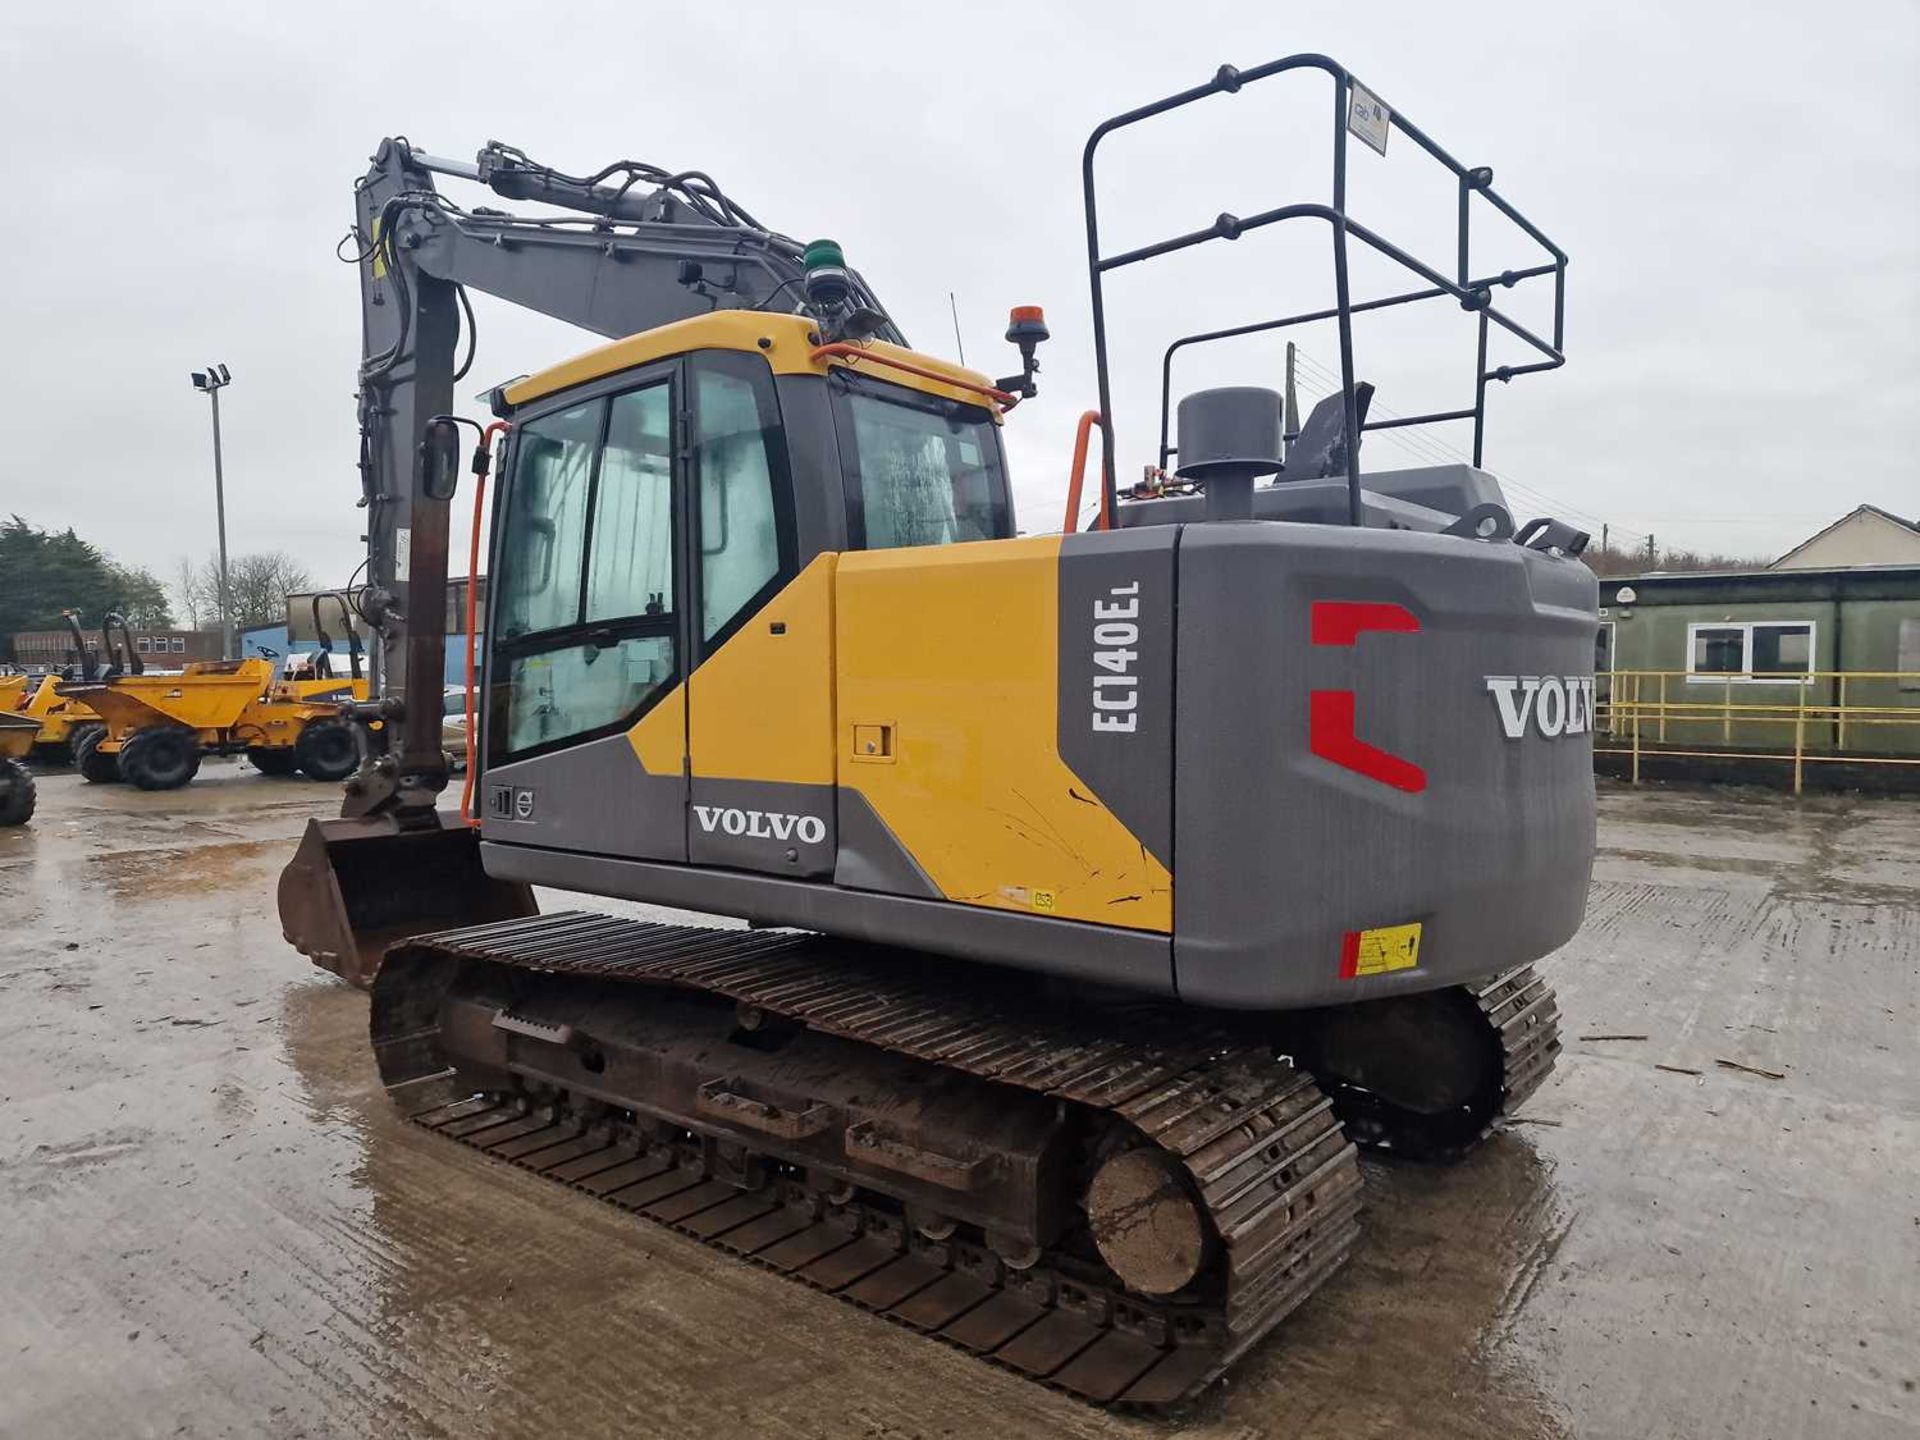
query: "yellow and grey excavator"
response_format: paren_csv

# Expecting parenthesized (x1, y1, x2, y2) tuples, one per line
(279, 55, 1594, 1405)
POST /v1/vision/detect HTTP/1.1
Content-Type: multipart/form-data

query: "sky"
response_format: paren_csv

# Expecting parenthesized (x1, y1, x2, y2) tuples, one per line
(1, 0, 1915, 601)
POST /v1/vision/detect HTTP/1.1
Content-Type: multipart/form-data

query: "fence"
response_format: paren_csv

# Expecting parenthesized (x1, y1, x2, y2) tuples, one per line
(1595, 669, 1920, 793)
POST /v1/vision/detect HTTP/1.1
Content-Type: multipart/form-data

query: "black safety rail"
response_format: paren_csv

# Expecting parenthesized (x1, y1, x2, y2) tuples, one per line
(1082, 53, 1568, 526)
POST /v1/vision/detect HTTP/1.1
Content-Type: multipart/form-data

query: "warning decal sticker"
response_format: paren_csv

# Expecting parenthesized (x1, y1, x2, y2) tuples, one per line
(1347, 83, 1392, 157)
(1338, 921, 1423, 979)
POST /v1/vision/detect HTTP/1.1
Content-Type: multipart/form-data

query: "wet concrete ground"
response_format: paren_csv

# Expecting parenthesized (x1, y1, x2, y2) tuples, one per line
(1, 764, 1914, 1439)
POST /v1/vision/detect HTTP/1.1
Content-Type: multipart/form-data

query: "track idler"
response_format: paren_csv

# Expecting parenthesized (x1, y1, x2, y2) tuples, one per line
(1287, 965, 1562, 1160)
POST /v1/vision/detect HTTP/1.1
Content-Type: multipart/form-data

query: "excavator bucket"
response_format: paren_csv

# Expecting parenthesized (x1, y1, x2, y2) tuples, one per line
(277, 813, 536, 988)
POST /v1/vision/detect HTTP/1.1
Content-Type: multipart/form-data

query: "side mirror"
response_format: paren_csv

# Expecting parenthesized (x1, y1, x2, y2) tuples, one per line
(417, 417, 464, 501)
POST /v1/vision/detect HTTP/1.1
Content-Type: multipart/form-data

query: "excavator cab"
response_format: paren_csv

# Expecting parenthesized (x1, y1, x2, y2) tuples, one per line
(281, 314, 1019, 984)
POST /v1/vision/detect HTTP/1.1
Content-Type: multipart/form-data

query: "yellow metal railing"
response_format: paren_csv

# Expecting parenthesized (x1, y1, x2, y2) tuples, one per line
(1595, 669, 1920, 794)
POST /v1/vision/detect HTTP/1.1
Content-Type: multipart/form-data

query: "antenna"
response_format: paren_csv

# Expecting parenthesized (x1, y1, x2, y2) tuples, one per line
(1283, 341, 1299, 460)
(948, 292, 967, 366)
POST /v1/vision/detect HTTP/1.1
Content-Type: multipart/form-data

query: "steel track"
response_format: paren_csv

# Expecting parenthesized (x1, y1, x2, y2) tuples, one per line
(373, 912, 1553, 1405)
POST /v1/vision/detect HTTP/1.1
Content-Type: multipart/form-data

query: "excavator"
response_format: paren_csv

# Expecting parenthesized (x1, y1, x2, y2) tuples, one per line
(278, 55, 1593, 1405)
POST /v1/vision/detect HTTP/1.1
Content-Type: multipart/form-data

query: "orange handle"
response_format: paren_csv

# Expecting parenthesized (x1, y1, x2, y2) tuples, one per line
(460, 420, 510, 828)
(1062, 410, 1110, 533)
(809, 343, 1015, 408)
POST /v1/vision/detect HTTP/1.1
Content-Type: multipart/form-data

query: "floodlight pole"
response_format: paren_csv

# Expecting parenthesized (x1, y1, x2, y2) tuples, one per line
(192, 365, 236, 659)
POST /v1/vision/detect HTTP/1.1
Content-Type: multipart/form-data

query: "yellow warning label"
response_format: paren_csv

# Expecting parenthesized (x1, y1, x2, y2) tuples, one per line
(1031, 889, 1057, 912)
(1346, 922, 1422, 977)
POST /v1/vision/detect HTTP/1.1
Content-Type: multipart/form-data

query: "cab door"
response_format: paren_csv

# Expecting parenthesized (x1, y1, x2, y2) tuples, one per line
(682, 351, 837, 877)
(480, 363, 690, 860)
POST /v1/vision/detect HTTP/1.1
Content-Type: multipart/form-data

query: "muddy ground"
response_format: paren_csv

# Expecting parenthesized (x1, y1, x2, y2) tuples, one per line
(1, 765, 1914, 1439)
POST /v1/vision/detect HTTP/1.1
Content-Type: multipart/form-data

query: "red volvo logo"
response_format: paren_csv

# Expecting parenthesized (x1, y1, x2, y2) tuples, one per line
(1308, 601, 1427, 794)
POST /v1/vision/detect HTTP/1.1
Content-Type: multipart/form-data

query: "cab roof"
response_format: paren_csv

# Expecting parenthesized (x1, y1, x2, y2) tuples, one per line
(501, 311, 1006, 417)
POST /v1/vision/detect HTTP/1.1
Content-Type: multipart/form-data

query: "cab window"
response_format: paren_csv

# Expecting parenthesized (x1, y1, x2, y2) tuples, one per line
(495, 399, 597, 639)
(694, 352, 793, 647)
(832, 377, 1011, 550)
(587, 388, 674, 622)
(490, 377, 679, 761)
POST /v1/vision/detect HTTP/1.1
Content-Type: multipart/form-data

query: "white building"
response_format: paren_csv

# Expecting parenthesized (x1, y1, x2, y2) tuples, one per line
(1771, 505, 1920, 570)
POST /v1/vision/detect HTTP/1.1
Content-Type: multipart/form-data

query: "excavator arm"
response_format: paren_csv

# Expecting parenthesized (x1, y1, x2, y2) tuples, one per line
(286, 135, 901, 981)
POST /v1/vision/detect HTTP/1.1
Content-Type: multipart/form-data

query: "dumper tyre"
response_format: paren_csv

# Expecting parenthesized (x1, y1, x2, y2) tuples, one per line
(75, 728, 121, 784)
(117, 727, 201, 791)
(293, 718, 363, 782)
(247, 747, 299, 777)
(56, 721, 103, 767)
(0, 758, 34, 825)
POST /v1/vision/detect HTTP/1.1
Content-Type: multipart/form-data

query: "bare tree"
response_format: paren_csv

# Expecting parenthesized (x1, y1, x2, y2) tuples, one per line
(186, 550, 315, 632)
(173, 557, 208, 630)
(183, 557, 224, 632)
(1583, 543, 1766, 578)
(229, 552, 316, 630)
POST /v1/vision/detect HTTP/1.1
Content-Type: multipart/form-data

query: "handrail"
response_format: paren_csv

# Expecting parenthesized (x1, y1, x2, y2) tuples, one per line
(460, 420, 509, 828)
(1082, 54, 1568, 524)
(809, 343, 1015, 409)
(1595, 667, 1920, 793)
(1061, 410, 1111, 533)
(1600, 667, 1920, 684)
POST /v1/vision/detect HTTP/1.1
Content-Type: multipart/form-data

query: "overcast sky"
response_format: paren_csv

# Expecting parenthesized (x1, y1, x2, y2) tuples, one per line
(2, 1, 1915, 599)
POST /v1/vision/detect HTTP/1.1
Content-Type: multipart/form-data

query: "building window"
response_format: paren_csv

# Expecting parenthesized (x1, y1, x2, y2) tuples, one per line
(1686, 621, 1815, 683)
(171, 637, 186, 653)
(1690, 626, 1745, 674)
(135, 637, 150, 652)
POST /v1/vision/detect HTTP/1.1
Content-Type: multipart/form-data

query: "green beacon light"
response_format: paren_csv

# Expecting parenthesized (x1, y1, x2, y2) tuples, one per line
(803, 237, 853, 311)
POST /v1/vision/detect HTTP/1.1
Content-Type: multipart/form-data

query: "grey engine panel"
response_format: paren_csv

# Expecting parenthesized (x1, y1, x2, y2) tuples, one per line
(1169, 521, 1596, 1008)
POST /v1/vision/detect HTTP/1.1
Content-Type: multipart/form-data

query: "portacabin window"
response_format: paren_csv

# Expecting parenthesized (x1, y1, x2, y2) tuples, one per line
(1685, 620, 1816, 683)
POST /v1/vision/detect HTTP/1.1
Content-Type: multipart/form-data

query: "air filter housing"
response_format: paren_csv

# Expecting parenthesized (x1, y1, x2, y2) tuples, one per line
(1175, 387, 1286, 520)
